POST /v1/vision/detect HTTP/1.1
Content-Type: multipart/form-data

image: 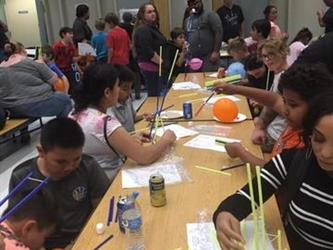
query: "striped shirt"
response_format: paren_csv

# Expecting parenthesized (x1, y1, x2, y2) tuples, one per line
(214, 149, 333, 249)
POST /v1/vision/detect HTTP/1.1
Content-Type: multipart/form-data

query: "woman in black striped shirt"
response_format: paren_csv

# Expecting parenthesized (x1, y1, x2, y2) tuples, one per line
(213, 92, 333, 250)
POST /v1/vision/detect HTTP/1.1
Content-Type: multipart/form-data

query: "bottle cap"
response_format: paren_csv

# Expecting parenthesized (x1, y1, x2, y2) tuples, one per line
(95, 222, 105, 235)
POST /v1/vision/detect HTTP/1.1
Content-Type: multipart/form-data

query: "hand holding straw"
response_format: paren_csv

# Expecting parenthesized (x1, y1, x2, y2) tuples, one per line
(194, 92, 215, 117)
(93, 234, 114, 250)
(256, 166, 266, 250)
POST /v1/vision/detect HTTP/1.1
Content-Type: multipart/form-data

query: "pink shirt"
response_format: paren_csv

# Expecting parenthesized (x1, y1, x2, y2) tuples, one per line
(0, 222, 29, 250)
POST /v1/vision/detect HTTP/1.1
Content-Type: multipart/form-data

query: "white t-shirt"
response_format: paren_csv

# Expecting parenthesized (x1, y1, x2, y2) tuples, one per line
(266, 72, 287, 141)
(70, 108, 123, 180)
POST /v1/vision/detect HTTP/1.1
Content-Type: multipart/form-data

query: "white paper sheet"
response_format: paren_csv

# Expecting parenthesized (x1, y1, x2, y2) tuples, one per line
(207, 72, 219, 78)
(204, 95, 241, 104)
(172, 82, 202, 90)
(187, 223, 221, 250)
(78, 42, 97, 56)
(121, 164, 182, 188)
(154, 124, 198, 140)
(184, 135, 240, 153)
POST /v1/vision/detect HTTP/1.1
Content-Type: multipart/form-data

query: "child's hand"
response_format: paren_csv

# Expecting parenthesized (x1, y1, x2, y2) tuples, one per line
(215, 212, 244, 250)
(161, 130, 176, 144)
(143, 113, 154, 122)
(138, 132, 151, 143)
(214, 82, 236, 95)
(217, 67, 226, 78)
(251, 128, 267, 145)
(225, 142, 245, 158)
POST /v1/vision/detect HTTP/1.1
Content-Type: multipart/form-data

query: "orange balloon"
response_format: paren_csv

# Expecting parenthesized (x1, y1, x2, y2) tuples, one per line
(54, 78, 65, 92)
(213, 98, 238, 122)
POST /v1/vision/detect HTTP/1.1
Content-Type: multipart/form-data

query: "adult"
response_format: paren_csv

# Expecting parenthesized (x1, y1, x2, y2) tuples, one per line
(0, 42, 72, 118)
(246, 19, 271, 54)
(72, 4, 92, 45)
(317, 0, 333, 33)
(184, 0, 222, 72)
(70, 63, 176, 181)
(264, 5, 283, 39)
(216, 0, 244, 43)
(0, 19, 8, 62)
(133, 2, 167, 96)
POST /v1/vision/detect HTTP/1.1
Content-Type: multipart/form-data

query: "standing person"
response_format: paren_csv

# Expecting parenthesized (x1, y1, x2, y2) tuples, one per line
(72, 4, 92, 45)
(264, 5, 286, 40)
(245, 19, 271, 54)
(119, 12, 134, 39)
(0, 19, 8, 63)
(317, 0, 333, 33)
(91, 18, 108, 62)
(105, 12, 130, 66)
(216, 0, 245, 43)
(133, 2, 167, 96)
(184, 0, 222, 72)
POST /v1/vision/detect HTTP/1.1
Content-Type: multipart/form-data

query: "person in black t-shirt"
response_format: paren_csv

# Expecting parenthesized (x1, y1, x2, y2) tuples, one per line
(9, 118, 110, 250)
(216, 0, 244, 43)
(317, 0, 333, 33)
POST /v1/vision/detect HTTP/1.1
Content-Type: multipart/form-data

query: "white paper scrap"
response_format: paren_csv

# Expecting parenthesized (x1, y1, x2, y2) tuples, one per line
(78, 42, 97, 56)
(154, 124, 198, 140)
(187, 222, 221, 250)
(121, 164, 182, 188)
(208, 72, 219, 78)
(184, 135, 240, 153)
(172, 82, 202, 90)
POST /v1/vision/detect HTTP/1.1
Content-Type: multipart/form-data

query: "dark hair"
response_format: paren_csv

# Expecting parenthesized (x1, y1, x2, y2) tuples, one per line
(73, 62, 119, 113)
(279, 63, 333, 102)
(95, 18, 105, 31)
(41, 45, 54, 60)
(4, 190, 57, 230)
(76, 4, 89, 18)
(303, 92, 333, 144)
(105, 12, 119, 26)
(263, 5, 277, 18)
(116, 65, 135, 84)
(59, 27, 73, 38)
(170, 27, 185, 40)
(244, 54, 264, 71)
(3, 42, 16, 59)
(290, 27, 313, 45)
(40, 118, 85, 152)
(252, 19, 271, 39)
(122, 12, 133, 23)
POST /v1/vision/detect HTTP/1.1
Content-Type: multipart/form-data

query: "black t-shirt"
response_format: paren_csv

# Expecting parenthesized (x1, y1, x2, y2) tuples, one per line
(119, 22, 134, 40)
(165, 41, 185, 78)
(216, 4, 244, 42)
(9, 154, 110, 249)
(247, 68, 274, 90)
(324, 7, 333, 33)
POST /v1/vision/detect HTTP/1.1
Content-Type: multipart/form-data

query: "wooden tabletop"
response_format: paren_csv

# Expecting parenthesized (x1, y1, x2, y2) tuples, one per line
(0, 118, 30, 136)
(72, 73, 289, 250)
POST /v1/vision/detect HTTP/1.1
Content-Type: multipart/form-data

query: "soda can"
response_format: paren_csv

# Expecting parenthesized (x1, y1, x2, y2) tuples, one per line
(117, 196, 134, 233)
(183, 102, 193, 119)
(149, 174, 167, 207)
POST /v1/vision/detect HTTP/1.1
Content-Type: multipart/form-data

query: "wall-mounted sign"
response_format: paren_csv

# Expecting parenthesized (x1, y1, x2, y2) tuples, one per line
(18, 10, 29, 14)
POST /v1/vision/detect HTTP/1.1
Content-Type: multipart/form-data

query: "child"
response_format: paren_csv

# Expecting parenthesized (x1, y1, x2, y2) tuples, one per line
(53, 27, 81, 95)
(91, 18, 108, 62)
(245, 19, 271, 54)
(227, 37, 249, 62)
(166, 27, 186, 81)
(1, 191, 57, 250)
(287, 27, 313, 65)
(9, 118, 110, 249)
(214, 63, 333, 166)
(104, 12, 130, 66)
(213, 91, 333, 250)
(70, 63, 176, 181)
(108, 66, 152, 132)
(40, 45, 70, 94)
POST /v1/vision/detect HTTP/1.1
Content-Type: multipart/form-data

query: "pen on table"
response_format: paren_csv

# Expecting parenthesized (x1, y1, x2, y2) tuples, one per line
(93, 234, 114, 250)
(194, 92, 215, 117)
(220, 163, 245, 172)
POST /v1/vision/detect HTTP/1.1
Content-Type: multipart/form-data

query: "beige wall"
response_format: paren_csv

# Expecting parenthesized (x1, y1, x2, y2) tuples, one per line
(4, 0, 41, 47)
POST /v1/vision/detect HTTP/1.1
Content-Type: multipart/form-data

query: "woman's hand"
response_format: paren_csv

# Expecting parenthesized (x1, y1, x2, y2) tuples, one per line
(213, 82, 237, 95)
(215, 212, 245, 250)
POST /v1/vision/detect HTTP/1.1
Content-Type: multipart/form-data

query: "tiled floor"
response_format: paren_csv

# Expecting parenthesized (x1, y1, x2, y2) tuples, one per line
(0, 92, 147, 214)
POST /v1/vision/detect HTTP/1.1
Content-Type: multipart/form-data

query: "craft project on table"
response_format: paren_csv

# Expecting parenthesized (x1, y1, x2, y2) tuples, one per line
(184, 135, 240, 153)
(153, 124, 199, 140)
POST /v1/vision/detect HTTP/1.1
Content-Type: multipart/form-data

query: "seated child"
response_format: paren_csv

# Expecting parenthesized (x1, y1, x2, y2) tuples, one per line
(214, 63, 333, 166)
(245, 19, 271, 54)
(91, 18, 108, 62)
(227, 37, 249, 62)
(108, 66, 152, 132)
(213, 91, 333, 250)
(1, 191, 57, 250)
(40, 45, 70, 94)
(9, 118, 110, 249)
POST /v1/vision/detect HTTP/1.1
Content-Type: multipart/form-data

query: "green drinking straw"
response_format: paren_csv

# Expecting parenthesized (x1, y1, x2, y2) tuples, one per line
(246, 164, 259, 250)
(277, 230, 282, 250)
(256, 166, 266, 250)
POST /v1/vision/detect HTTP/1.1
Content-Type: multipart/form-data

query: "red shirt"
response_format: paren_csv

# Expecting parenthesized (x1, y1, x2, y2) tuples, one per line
(107, 27, 130, 66)
(53, 40, 76, 72)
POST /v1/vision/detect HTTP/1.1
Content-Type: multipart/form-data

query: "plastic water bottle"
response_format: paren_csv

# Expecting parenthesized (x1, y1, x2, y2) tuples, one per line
(122, 207, 144, 250)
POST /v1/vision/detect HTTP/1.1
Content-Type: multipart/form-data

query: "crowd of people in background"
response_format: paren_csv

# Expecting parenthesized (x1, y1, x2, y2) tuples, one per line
(1, 0, 333, 249)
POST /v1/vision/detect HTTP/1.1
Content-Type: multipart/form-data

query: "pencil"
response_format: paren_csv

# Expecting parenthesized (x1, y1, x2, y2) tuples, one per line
(93, 234, 114, 250)
(220, 163, 245, 172)
(194, 92, 215, 117)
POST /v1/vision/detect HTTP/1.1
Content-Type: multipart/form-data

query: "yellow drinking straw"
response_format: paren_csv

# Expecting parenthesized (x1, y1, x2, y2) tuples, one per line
(246, 164, 259, 250)
(178, 93, 198, 98)
(277, 230, 282, 250)
(195, 166, 232, 176)
(256, 166, 266, 250)
(159, 46, 162, 77)
(168, 49, 179, 82)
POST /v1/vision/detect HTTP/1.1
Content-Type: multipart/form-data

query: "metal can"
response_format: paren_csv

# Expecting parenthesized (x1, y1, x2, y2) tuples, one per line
(183, 102, 193, 119)
(149, 174, 167, 207)
(117, 196, 135, 233)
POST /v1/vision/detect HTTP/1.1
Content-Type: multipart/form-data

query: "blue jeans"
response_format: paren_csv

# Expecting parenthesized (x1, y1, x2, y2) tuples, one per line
(8, 93, 73, 118)
(141, 70, 168, 97)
